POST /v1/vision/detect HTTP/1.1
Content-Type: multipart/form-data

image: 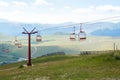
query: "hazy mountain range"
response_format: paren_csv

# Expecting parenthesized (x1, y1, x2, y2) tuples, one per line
(0, 19, 120, 36)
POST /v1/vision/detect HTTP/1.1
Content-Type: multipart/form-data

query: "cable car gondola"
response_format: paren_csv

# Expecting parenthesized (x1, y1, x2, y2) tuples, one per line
(2, 45, 9, 53)
(4, 47, 9, 53)
(14, 36, 19, 45)
(18, 41, 22, 48)
(2, 44, 5, 52)
(36, 31, 42, 42)
(70, 26, 76, 41)
(78, 23, 86, 40)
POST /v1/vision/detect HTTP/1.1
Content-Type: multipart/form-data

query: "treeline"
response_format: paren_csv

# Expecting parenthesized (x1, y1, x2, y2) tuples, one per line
(80, 50, 120, 55)
(40, 52, 65, 57)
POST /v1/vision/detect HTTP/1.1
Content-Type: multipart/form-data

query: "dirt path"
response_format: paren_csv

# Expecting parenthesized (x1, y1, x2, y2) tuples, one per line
(0, 67, 17, 71)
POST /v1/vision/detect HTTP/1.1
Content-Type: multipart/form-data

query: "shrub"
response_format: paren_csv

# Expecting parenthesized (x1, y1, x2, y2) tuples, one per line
(113, 52, 120, 60)
(18, 65, 24, 68)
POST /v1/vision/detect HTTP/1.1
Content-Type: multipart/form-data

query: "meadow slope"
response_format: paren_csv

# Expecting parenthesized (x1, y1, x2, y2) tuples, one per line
(0, 53, 120, 80)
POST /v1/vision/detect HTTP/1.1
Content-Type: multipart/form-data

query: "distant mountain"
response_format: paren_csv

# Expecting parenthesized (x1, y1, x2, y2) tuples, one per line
(91, 22, 120, 36)
(91, 29, 120, 36)
(0, 20, 77, 36)
(0, 18, 120, 36)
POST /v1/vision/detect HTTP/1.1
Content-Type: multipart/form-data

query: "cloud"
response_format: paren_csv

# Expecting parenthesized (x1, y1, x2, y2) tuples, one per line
(0, 1, 9, 7)
(0, 10, 25, 20)
(72, 5, 120, 14)
(72, 7, 93, 14)
(34, 0, 53, 6)
(50, 7, 55, 10)
(96, 5, 120, 12)
(64, 6, 71, 9)
(0, 2, 120, 24)
(71, 5, 120, 22)
(12, 1, 28, 8)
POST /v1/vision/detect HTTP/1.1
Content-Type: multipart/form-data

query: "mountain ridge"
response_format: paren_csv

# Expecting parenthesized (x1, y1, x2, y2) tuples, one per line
(0, 19, 120, 36)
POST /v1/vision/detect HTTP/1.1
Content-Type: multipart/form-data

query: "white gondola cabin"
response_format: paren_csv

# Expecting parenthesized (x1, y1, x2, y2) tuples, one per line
(78, 23, 86, 40)
(36, 31, 42, 42)
(2, 45, 9, 53)
(1, 44, 5, 52)
(70, 26, 76, 41)
(14, 36, 19, 45)
(5, 48, 9, 53)
(18, 43, 22, 48)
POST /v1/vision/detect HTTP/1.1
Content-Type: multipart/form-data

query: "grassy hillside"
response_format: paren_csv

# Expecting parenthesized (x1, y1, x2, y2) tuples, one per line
(0, 52, 120, 80)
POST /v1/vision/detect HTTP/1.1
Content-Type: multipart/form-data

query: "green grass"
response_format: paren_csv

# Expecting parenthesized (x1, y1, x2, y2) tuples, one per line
(0, 53, 120, 80)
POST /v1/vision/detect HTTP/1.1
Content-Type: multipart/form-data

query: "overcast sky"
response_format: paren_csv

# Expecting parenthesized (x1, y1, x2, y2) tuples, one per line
(0, 0, 120, 24)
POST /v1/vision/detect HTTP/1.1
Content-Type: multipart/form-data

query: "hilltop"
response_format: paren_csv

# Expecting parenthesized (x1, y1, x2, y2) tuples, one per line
(0, 52, 120, 80)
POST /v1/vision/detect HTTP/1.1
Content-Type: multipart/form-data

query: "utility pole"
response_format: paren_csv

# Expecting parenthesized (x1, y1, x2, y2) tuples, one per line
(114, 42, 116, 51)
(22, 27, 38, 66)
(116, 45, 118, 51)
